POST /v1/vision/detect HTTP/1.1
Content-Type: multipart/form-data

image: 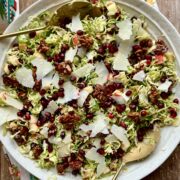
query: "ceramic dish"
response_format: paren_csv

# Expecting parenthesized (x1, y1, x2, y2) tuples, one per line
(0, 0, 180, 179)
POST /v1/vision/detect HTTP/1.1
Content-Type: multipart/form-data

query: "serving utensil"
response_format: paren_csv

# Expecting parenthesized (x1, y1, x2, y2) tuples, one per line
(0, 0, 102, 40)
(112, 126, 160, 180)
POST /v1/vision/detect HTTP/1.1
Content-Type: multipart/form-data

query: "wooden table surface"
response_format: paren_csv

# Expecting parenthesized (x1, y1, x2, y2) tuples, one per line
(0, 0, 180, 179)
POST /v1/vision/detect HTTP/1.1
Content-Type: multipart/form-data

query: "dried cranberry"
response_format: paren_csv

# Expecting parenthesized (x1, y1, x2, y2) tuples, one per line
(47, 57, 53, 62)
(97, 47, 105, 55)
(29, 31, 36, 38)
(40, 89, 46, 96)
(126, 90, 132, 96)
(51, 92, 60, 101)
(58, 79, 65, 86)
(146, 59, 151, 66)
(41, 97, 49, 108)
(140, 39, 153, 48)
(17, 111, 24, 117)
(108, 42, 118, 54)
(100, 139, 106, 145)
(141, 110, 147, 116)
(25, 112, 31, 120)
(116, 104, 126, 113)
(53, 54, 61, 62)
(157, 102, 164, 109)
(59, 53, 65, 60)
(132, 45, 141, 52)
(77, 82, 85, 89)
(97, 148, 105, 155)
(8, 64, 16, 73)
(45, 112, 51, 119)
(115, 82, 124, 89)
(61, 44, 69, 53)
(160, 92, 170, 99)
(145, 55, 152, 61)
(33, 80, 42, 91)
(108, 113, 114, 119)
(160, 76, 167, 83)
(70, 75, 77, 82)
(119, 121, 127, 129)
(47, 143, 53, 153)
(60, 131, 66, 139)
(169, 108, 177, 118)
(77, 30, 84, 36)
(129, 103, 136, 111)
(86, 113, 94, 119)
(173, 98, 179, 104)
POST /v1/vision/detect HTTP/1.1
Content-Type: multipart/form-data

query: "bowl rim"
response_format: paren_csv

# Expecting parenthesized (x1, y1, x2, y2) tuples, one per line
(0, 0, 180, 179)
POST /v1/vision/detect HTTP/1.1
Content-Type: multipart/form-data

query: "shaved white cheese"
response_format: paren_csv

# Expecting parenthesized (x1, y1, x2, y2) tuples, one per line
(29, 123, 39, 133)
(132, 19, 150, 40)
(94, 62, 109, 85)
(0, 92, 23, 110)
(112, 90, 130, 104)
(65, 46, 78, 62)
(57, 81, 79, 104)
(73, 64, 95, 78)
(52, 72, 60, 89)
(113, 53, 130, 71)
(49, 137, 62, 144)
(40, 126, 49, 138)
(85, 147, 105, 163)
(158, 79, 172, 92)
(67, 13, 83, 33)
(97, 163, 109, 177)
(113, 34, 134, 71)
(105, 134, 118, 143)
(77, 86, 93, 107)
(77, 47, 86, 58)
(31, 58, 54, 80)
(42, 71, 54, 89)
(105, 1, 118, 16)
(80, 113, 108, 137)
(111, 125, 130, 151)
(43, 100, 58, 115)
(58, 143, 71, 157)
(85, 147, 108, 177)
(101, 128, 109, 134)
(133, 70, 146, 82)
(117, 19, 132, 40)
(63, 131, 72, 144)
(15, 67, 35, 88)
(86, 51, 96, 60)
(0, 107, 19, 126)
(93, 138, 101, 149)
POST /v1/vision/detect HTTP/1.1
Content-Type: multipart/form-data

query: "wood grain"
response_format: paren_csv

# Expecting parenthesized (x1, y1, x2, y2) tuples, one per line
(0, 0, 180, 180)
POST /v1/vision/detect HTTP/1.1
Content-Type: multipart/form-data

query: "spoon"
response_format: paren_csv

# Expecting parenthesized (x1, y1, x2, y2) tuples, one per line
(0, 0, 102, 40)
(112, 125, 160, 180)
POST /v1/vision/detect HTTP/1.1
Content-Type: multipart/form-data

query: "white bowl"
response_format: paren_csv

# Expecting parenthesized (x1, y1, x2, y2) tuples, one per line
(0, 0, 180, 179)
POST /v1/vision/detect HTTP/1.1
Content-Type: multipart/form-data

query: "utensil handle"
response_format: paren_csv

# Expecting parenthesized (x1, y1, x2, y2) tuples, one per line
(112, 162, 124, 180)
(0, 26, 46, 40)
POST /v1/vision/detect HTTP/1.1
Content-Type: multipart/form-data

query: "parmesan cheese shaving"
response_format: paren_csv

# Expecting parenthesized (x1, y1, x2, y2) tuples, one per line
(15, 67, 35, 88)
(57, 81, 79, 104)
(31, 58, 54, 80)
(111, 124, 130, 151)
(65, 46, 78, 62)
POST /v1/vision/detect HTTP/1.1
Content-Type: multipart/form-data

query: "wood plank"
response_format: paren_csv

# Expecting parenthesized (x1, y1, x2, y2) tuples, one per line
(0, 0, 180, 179)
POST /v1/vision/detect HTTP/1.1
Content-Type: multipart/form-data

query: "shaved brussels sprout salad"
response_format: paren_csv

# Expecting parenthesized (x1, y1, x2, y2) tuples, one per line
(0, 0, 179, 179)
